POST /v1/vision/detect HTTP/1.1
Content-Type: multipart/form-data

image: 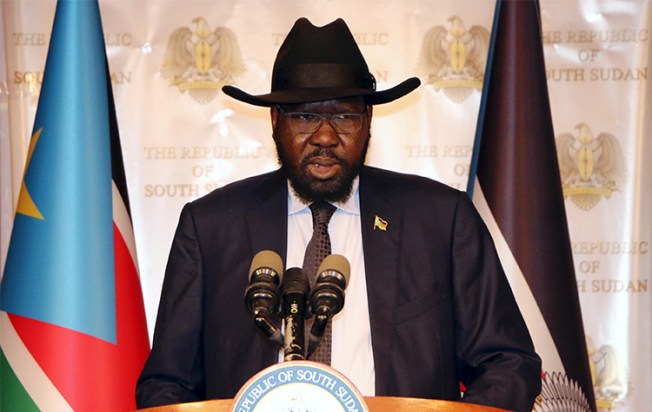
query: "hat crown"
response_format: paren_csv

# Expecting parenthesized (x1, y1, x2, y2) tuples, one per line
(271, 18, 375, 92)
(275, 18, 366, 69)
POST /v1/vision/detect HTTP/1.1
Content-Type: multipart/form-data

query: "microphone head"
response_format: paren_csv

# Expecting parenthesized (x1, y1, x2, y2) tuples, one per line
(316, 254, 351, 288)
(281, 267, 310, 296)
(249, 250, 284, 283)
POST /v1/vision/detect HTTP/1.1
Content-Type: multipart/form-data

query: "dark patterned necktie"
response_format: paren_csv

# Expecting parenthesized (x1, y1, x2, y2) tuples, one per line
(303, 201, 336, 364)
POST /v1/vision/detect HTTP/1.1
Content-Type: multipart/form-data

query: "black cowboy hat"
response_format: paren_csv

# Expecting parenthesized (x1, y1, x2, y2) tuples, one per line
(222, 18, 420, 106)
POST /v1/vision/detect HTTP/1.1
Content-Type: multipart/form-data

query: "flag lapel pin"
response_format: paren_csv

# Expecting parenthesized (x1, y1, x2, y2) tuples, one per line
(373, 215, 388, 231)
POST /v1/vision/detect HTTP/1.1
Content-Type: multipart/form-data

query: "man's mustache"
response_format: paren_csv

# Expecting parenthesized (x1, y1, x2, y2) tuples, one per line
(302, 149, 344, 165)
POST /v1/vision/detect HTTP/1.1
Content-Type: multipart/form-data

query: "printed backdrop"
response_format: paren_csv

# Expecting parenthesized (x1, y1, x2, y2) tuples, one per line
(1, 1, 650, 410)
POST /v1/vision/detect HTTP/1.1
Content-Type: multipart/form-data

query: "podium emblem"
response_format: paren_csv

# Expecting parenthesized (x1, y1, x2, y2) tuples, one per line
(231, 361, 368, 411)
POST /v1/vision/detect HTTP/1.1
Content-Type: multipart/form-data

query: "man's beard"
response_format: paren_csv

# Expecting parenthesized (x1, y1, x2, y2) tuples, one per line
(275, 136, 369, 204)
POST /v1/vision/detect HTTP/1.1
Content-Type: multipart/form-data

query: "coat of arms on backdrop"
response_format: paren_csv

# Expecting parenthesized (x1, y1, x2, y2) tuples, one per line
(161, 18, 245, 104)
(416, 16, 489, 103)
(586, 336, 629, 411)
(556, 123, 626, 211)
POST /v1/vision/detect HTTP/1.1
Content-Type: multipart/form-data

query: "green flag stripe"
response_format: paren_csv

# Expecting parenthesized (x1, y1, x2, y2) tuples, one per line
(1, 348, 40, 412)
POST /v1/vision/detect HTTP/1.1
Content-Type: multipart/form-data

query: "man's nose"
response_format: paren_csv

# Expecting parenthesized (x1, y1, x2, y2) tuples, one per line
(309, 118, 339, 146)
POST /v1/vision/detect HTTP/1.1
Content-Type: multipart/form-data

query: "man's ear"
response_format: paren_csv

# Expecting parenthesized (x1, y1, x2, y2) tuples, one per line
(271, 106, 279, 131)
(365, 105, 373, 132)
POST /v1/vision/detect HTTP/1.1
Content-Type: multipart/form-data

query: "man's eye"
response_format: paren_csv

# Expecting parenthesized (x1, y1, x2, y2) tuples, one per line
(293, 113, 319, 122)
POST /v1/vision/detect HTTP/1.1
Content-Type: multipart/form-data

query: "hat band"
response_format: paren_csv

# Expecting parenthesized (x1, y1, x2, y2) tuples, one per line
(272, 64, 376, 92)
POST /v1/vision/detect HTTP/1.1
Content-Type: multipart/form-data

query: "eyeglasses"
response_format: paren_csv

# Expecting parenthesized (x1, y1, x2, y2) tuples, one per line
(276, 106, 367, 135)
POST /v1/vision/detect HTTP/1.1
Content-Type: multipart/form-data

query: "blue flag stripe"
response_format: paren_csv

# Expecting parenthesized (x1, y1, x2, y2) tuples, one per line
(1, 0, 117, 343)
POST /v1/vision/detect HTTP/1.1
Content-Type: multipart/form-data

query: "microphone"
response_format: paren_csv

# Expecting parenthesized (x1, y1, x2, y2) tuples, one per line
(244, 250, 284, 347)
(281, 267, 310, 361)
(307, 254, 351, 359)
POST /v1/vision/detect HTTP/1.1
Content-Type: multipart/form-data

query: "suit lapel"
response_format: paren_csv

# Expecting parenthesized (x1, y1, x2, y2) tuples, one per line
(246, 169, 289, 259)
(359, 166, 402, 395)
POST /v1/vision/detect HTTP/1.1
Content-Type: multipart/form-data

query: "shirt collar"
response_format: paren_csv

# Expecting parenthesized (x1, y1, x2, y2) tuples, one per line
(288, 177, 360, 216)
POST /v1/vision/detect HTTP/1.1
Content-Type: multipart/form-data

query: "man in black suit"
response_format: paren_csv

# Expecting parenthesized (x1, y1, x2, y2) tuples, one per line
(137, 17, 541, 411)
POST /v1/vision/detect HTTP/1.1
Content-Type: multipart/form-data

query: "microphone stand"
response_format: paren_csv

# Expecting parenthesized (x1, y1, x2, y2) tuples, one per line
(306, 311, 329, 360)
(282, 268, 310, 361)
(253, 308, 284, 347)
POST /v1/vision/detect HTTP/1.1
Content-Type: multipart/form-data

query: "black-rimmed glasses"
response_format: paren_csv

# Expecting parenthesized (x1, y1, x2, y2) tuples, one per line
(276, 106, 367, 134)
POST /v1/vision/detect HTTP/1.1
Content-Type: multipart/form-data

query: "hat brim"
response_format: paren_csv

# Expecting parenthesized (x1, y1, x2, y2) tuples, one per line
(222, 77, 421, 107)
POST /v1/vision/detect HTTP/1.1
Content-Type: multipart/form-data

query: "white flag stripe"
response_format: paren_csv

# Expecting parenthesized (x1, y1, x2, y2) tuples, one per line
(0, 312, 73, 411)
(112, 181, 139, 273)
(471, 179, 564, 374)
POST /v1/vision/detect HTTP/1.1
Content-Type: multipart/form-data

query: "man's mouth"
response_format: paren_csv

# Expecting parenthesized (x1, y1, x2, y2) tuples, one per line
(305, 156, 342, 179)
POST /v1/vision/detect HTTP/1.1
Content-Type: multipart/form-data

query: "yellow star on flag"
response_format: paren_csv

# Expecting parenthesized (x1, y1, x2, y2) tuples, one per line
(17, 128, 45, 220)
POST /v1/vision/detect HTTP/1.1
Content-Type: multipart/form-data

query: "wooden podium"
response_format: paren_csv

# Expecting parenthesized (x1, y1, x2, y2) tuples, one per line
(137, 361, 510, 411)
(139, 397, 509, 411)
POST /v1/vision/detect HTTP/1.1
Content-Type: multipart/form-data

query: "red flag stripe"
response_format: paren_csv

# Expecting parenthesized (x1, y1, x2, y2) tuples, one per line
(11, 224, 149, 411)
